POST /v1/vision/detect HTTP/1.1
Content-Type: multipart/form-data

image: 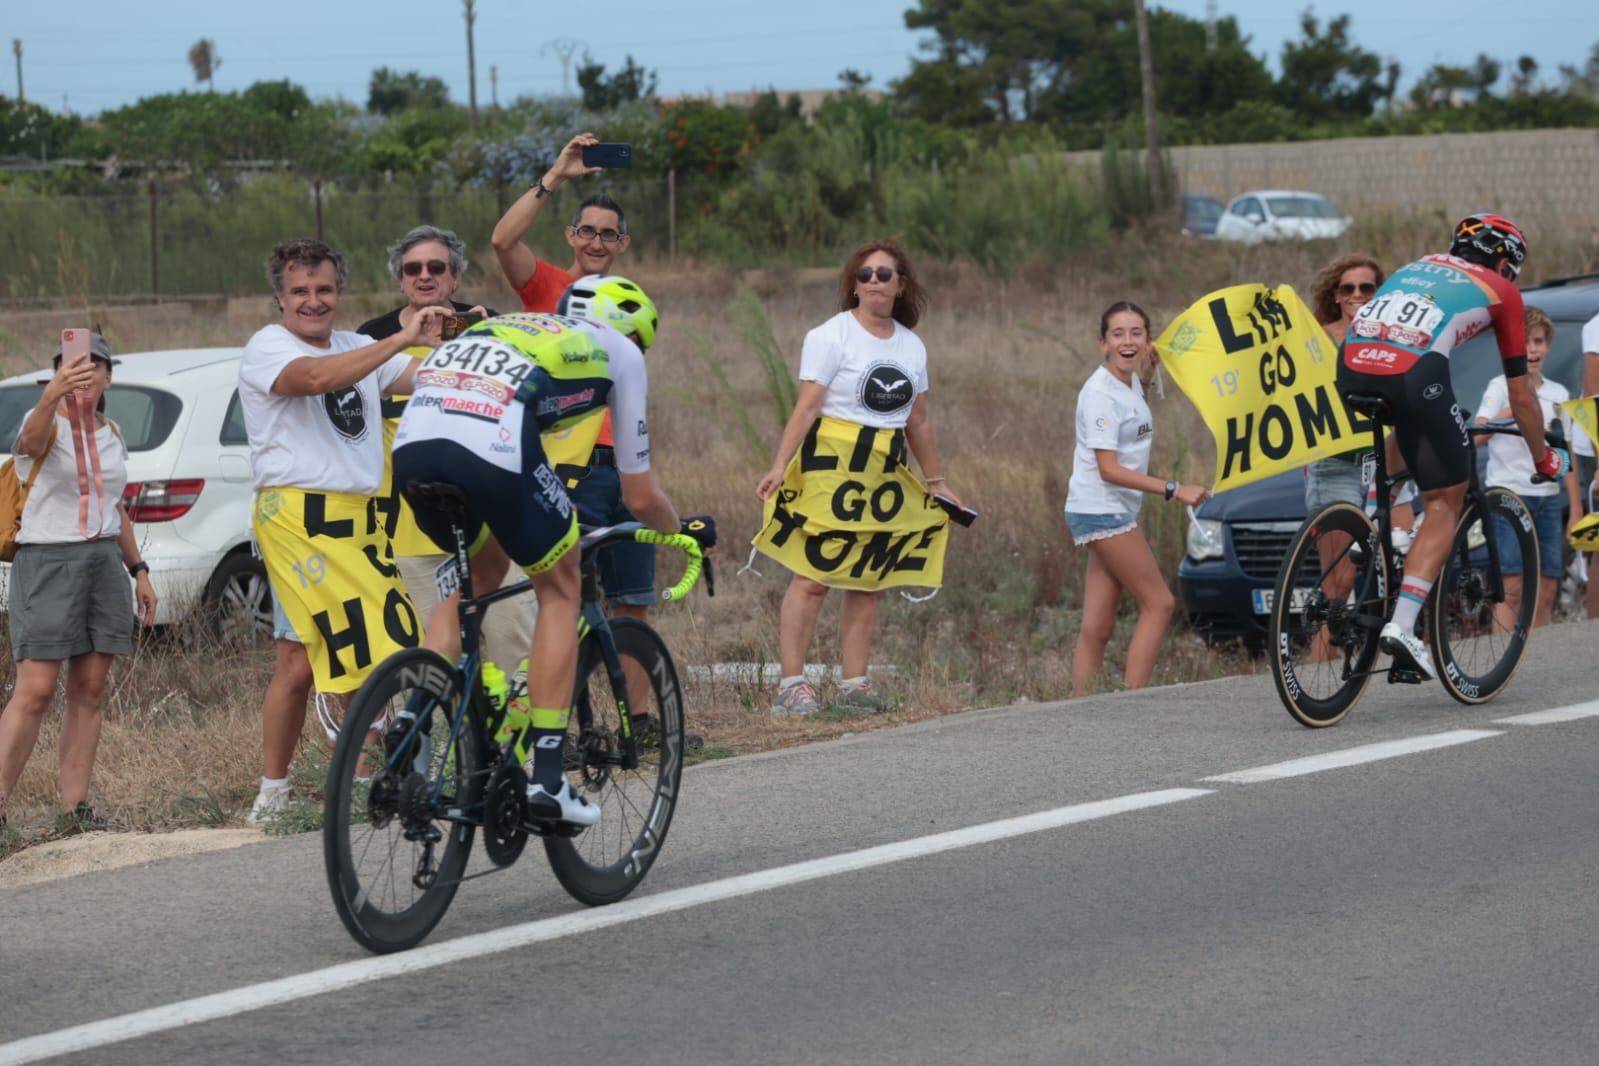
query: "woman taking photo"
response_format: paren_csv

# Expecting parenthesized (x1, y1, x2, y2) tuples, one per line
(0, 333, 156, 838)
(1066, 302, 1206, 696)
(756, 239, 961, 716)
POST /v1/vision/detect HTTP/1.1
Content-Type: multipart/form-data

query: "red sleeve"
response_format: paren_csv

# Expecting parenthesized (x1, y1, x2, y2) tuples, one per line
(1487, 272, 1527, 360)
(516, 261, 575, 313)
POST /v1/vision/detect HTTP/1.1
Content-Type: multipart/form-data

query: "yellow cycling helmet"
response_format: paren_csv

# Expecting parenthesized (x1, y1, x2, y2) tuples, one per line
(558, 275, 659, 350)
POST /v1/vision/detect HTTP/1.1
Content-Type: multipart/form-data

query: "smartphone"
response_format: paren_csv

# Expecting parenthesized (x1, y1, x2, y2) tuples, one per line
(580, 142, 633, 169)
(439, 312, 484, 341)
(60, 328, 91, 367)
(932, 494, 979, 528)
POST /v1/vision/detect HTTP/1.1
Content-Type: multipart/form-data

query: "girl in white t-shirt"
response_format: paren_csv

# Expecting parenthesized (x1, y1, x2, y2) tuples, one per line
(1064, 303, 1208, 696)
(0, 335, 156, 837)
(755, 240, 960, 716)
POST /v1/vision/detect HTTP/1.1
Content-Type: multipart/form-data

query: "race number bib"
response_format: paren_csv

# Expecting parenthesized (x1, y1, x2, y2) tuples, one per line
(1350, 291, 1446, 350)
(434, 554, 462, 603)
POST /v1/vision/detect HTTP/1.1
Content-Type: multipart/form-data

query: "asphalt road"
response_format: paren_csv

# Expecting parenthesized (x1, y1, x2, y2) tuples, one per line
(3, 621, 1597, 1065)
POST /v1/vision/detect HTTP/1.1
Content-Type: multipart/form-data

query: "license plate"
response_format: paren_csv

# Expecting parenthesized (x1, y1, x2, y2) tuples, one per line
(435, 556, 462, 602)
(1253, 586, 1314, 614)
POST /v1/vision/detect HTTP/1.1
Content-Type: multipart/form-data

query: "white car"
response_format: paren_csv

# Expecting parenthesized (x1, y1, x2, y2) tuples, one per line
(0, 348, 267, 632)
(1213, 190, 1352, 243)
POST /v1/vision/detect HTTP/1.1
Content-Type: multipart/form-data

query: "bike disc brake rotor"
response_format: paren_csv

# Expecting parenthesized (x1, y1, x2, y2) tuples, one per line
(570, 727, 617, 791)
(482, 762, 529, 866)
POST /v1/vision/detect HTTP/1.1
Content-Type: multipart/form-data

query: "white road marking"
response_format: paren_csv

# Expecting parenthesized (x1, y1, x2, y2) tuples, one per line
(1494, 700, 1599, 726)
(0, 788, 1212, 1066)
(1202, 729, 1503, 784)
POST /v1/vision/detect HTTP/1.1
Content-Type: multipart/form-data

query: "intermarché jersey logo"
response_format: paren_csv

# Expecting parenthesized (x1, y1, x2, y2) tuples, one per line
(859, 362, 914, 415)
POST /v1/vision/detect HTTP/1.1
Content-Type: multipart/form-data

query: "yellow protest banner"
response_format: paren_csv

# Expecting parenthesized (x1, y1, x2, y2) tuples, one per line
(1570, 512, 1599, 552)
(1559, 395, 1598, 452)
(752, 416, 949, 591)
(1156, 284, 1374, 492)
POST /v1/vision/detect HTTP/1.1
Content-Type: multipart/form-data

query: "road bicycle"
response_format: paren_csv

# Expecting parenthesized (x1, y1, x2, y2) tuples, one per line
(1268, 394, 1547, 728)
(323, 481, 710, 953)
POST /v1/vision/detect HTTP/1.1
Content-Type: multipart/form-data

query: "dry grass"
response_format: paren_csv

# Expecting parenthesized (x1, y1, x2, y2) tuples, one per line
(2, 214, 1595, 836)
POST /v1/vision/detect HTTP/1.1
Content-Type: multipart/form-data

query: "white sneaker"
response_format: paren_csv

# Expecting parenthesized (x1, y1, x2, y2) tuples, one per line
(1379, 622, 1436, 680)
(526, 780, 601, 827)
(246, 784, 291, 825)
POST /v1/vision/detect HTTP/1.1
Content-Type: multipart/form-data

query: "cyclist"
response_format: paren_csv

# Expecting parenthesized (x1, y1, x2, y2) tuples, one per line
(392, 296, 711, 826)
(1336, 213, 1568, 678)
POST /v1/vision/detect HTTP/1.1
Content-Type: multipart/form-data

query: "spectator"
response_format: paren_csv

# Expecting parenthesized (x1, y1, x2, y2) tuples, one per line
(1472, 307, 1580, 629)
(0, 333, 156, 837)
(1065, 302, 1208, 696)
(491, 136, 656, 662)
(1304, 254, 1386, 513)
(353, 226, 531, 674)
(755, 239, 960, 715)
(1580, 310, 1599, 619)
(238, 238, 442, 824)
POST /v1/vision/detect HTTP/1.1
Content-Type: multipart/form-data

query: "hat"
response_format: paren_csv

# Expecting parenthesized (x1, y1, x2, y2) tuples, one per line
(52, 331, 118, 368)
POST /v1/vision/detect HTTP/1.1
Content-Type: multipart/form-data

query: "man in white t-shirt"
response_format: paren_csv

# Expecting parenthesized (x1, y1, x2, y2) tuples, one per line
(238, 238, 446, 824)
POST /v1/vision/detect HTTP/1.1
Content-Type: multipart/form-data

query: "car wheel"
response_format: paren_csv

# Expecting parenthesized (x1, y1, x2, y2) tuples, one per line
(202, 551, 273, 642)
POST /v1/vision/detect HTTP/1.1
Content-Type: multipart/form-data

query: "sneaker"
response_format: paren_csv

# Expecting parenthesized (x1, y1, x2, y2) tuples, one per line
(54, 803, 107, 836)
(771, 681, 820, 717)
(833, 680, 898, 713)
(246, 783, 292, 826)
(526, 780, 602, 827)
(1379, 622, 1437, 680)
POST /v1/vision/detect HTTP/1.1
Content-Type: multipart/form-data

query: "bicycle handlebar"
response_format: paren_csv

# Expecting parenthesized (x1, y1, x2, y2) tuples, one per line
(579, 522, 709, 601)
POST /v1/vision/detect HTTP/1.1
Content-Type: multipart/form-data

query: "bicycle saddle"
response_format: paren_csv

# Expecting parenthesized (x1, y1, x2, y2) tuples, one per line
(403, 480, 468, 511)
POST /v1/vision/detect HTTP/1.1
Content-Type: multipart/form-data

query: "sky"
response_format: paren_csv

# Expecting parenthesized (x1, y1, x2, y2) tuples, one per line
(6, 1, 1597, 117)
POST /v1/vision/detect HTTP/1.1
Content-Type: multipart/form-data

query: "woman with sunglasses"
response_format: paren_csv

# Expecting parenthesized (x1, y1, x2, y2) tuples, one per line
(1065, 302, 1208, 696)
(756, 239, 960, 715)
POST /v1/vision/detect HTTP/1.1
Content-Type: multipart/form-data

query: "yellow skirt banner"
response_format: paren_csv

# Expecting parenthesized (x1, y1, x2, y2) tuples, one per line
(1559, 395, 1598, 454)
(253, 487, 421, 693)
(1156, 284, 1374, 492)
(752, 416, 949, 591)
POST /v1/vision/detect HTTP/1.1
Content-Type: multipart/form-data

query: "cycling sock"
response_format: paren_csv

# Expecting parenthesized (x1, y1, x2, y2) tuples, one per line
(259, 776, 287, 792)
(1392, 576, 1434, 633)
(526, 705, 572, 791)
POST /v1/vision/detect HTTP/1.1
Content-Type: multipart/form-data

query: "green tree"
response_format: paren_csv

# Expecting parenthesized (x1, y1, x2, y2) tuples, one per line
(188, 38, 221, 92)
(367, 67, 450, 115)
(1557, 41, 1599, 97)
(1277, 12, 1384, 119)
(1410, 53, 1501, 109)
(575, 54, 657, 111)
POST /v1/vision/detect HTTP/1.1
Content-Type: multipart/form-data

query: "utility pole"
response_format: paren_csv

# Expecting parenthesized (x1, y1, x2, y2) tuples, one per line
(490, 64, 499, 109)
(542, 37, 581, 100)
(12, 39, 22, 103)
(1132, 0, 1167, 208)
(463, 0, 479, 131)
(1205, 0, 1218, 52)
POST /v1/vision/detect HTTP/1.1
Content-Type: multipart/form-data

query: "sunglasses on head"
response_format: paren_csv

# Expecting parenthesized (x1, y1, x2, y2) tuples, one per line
(402, 259, 450, 278)
(1338, 282, 1377, 297)
(855, 266, 897, 284)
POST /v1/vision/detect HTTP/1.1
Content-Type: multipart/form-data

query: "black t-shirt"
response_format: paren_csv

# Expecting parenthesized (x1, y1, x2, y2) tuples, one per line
(355, 300, 496, 341)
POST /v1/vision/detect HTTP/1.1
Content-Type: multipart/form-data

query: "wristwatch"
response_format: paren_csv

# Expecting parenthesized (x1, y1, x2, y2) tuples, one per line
(128, 560, 150, 578)
(1164, 481, 1178, 501)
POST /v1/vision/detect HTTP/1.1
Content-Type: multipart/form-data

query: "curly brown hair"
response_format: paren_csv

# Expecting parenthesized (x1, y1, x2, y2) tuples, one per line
(266, 238, 349, 294)
(837, 238, 926, 330)
(1309, 254, 1384, 325)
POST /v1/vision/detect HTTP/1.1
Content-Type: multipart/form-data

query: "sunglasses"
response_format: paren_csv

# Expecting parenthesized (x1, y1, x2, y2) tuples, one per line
(1337, 282, 1377, 297)
(402, 259, 450, 278)
(855, 266, 897, 284)
(572, 224, 626, 245)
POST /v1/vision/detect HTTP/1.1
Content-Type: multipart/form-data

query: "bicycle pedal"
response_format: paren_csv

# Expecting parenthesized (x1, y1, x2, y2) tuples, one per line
(1387, 666, 1425, 685)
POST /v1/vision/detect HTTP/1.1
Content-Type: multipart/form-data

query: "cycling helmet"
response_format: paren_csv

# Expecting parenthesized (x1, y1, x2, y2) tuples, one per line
(1449, 213, 1528, 279)
(557, 275, 658, 349)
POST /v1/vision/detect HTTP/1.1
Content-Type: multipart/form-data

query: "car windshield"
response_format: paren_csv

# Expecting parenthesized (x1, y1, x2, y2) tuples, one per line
(0, 383, 183, 454)
(1186, 197, 1222, 224)
(1265, 196, 1342, 220)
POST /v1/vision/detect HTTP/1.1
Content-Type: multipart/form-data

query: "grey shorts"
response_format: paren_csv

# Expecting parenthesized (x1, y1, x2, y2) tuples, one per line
(1304, 455, 1369, 512)
(9, 539, 134, 661)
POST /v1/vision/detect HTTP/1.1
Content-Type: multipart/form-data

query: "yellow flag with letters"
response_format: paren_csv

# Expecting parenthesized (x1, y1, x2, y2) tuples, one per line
(1559, 395, 1598, 454)
(1155, 284, 1375, 492)
(752, 416, 949, 591)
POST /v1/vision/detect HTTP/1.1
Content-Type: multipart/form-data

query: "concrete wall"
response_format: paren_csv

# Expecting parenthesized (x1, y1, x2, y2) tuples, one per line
(1068, 128, 1599, 236)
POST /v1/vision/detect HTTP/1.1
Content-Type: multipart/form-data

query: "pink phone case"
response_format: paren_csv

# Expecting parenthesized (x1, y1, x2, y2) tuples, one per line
(60, 329, 92, 367)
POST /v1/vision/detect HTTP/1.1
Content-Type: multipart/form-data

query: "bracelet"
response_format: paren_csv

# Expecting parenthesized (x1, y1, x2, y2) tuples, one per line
(926, 476, 947, 484)
(128, 560, 150, 578)
(531, 177, 553, 199)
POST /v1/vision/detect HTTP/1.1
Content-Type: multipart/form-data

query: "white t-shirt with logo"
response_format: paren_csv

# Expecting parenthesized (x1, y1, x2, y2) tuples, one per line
(799, 311, 929, 429)
(14, 415, 128, 543)
(239, 325, 412, 494)
(1475, 373, 1570, 497)
(1066, 365, 1153, 516)
(1575, 312, 1599, 460)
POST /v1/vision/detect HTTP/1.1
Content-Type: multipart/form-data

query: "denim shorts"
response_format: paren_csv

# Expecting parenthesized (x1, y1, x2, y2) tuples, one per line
(1065, 511, 1137, 546)
(566, 460, 656, 606)
(270, 586, 300, 643)
(1491, 493, 1565, 579)
(1303, 454, 1369, 512)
